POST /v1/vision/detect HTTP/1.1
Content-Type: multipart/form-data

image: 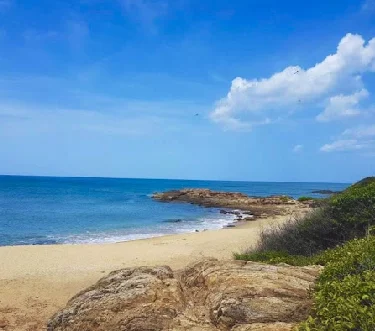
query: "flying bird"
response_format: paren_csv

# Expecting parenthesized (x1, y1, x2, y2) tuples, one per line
(195, 113, 199, 116)
(294, 70, 299, 74)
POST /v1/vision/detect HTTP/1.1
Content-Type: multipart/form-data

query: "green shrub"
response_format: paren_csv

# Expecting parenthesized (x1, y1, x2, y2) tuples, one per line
(236, 237, 375, 330)
(234, 177, 375, 330)
(298, 196, 315, 202)
(299, 272, 375, 331)
(236, 177, 375, 258)
(328, 180, 375, 240)
(249, 207, 341, 256)
(280, 195, 292, 203)
(298, 237, 375, 331)
(313, 237, 375, 282)
(351, 176, 375, 188)
(234, 250, 312, 266)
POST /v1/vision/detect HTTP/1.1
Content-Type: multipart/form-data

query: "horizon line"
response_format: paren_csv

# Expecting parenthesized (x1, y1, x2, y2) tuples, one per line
(0, 173, 352, 185)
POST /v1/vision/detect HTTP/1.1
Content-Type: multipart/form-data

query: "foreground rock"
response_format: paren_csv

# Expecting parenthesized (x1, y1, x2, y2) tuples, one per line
(48, 259, 321, 331)
(153, 189, 306, 217)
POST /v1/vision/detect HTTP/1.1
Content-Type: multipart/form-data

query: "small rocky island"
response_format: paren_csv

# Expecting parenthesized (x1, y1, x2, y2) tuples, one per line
(152, 188, 311, 219)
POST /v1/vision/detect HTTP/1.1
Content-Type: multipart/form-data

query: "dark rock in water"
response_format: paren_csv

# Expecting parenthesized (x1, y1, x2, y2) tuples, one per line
(225, 224, 236, 228)
(220, 209, 228, 214)
(32, 239, 59, 245)
(311, 189, 339, 194)
(163, 218, 183, 223)
(242, 211, 253, 215)
(48, 259, 321, 331)
(195, 229, 199, 232)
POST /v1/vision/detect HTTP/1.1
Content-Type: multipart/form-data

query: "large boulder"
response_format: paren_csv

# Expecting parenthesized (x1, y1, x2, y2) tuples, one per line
(48, 259, 321, 331)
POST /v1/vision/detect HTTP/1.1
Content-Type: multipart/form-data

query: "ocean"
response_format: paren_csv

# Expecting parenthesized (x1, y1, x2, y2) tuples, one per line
(0, 176, 349, 246)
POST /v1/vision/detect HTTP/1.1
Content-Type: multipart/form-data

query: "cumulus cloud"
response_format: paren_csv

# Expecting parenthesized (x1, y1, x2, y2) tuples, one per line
(320, 124, 375, 153)
(293, 144, 303, 153)
(320, 139, 373, 152)
(211, 33, 375, 130)
(316, 89, 369, 122)
(342, 124, 375, 138)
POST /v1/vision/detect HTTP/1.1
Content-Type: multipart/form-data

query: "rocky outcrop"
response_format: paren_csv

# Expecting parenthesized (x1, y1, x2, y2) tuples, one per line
(152, 189, 304, 217)
(48, 259, 321, 331)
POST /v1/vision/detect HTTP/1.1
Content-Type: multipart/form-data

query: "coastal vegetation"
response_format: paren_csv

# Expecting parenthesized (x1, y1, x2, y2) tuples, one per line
(235, 177, 375, 330)
(297, 196, 315, 202)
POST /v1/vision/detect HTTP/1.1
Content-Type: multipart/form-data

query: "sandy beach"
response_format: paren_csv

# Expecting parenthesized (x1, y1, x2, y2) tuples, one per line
(0, 213, 300, 331)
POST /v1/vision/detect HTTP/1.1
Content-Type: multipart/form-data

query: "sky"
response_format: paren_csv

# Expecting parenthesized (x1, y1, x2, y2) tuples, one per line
(1, 0, 375, 183)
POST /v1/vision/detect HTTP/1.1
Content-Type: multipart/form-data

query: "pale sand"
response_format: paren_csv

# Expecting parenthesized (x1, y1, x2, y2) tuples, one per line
(0, 212, 301, 331)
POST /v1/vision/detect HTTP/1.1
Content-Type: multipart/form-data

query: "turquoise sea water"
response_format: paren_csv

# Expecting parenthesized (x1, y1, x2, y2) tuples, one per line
(0, 176, 349, 246)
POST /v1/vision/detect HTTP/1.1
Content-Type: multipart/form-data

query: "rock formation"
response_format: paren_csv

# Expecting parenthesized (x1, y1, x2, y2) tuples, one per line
(152, 189, 306, 217)
(48, 259, 321, 331)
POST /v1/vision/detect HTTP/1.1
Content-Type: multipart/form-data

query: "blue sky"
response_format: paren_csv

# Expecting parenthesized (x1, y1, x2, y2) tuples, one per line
(1, 0, 375, 183)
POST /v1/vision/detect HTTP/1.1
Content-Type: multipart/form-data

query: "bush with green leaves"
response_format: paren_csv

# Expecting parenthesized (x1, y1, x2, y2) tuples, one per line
(234, 250, 311, 266)
(234, 177, 375, 330)
(297, 196, 315, 202)
(236, 178, 375, 258)
(328, 180, 375, 241)
(237, 236, 375, 330)
(298, 236, 375, 331)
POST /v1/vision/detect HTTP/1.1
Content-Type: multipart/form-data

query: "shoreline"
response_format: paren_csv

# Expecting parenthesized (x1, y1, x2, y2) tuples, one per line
(0, 208, 308, 331)
(0, 208, 271, 249)
(0, 207, 243, 247)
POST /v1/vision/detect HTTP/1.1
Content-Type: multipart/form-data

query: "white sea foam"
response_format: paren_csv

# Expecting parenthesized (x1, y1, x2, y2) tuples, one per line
(49, 210, 238, 245)
(57, 232, 168, 245)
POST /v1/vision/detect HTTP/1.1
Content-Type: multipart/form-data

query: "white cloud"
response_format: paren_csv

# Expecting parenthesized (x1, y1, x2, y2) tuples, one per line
(320, 124, 375, 153)
(211, 33, 375, 130)
(343, 124, 375, 137)
(293, 144, 303, 153)
(320, 139, 372, 152)
(316, 89, 368, 122)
